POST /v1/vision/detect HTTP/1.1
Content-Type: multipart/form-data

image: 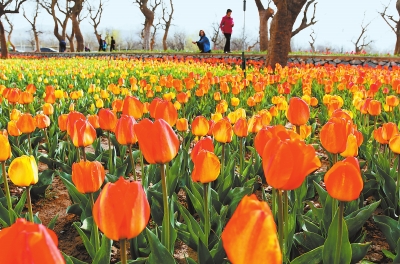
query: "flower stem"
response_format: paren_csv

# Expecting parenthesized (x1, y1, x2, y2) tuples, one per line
(277, 189, 285, 257)
(221, 143, 225, 178)
(44, 128, 50, 150)
(129, 145, 136, 181)
(108, 132, 112, 173)
(28, 133, 32, 155)
(120, 238, 128, 264)
(295, 125, 301, 135)
(90, 193, 100, 252)
(396, 155, 400, 213)
(26, 185, 34, 222)
(77, 147, 81, 162)
(140, 152, 145, 182)
(239, 137, 244, 175)
(334, 201, 345, 264)
(203, 182, 211, 245)
(283, 190, 289, 249)
(81, 147, 87, 162)
(160, 163, 171, 252)
(1, 162, 13, 224)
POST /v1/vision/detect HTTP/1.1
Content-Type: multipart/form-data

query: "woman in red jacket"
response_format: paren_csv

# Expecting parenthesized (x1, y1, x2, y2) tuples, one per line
(220, 9, 234, 53)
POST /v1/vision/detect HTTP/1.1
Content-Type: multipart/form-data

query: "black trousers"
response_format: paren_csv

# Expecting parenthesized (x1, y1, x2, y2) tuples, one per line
(224, 33, 231, 52)
(196, 42, 211, 53)
(110, 45, 115, 51)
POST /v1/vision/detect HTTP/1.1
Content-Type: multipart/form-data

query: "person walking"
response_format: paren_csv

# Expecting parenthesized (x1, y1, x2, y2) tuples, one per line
(98, 35, 103, 52)
(110, 36, 116, 52)
(220, 9, 234, 53)
(192, 30, 211, 53)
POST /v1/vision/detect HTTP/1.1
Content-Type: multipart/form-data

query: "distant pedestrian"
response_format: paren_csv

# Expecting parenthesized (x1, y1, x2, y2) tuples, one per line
(192, 30, 211, 53)
(98, 35, 103, 52)
(110, 36, 116, 52)
(220, 9, 234, 53)
(59, 40, 66, 52)
(102, 39, 107, 51)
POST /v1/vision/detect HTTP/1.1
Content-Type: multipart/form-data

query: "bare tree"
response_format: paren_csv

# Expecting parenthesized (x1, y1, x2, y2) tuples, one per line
(291, 0, 317, 37)
(352, 16, 373, 53)
(167, 30, 185, 50)
(87, 0, 107, 44)
(379, 0, 400, 54)
(4, 15, 15, 51)
(150, 17, 161, 50)
(309, 28, 316, 52)
(161, 0, 173, 51)
(267, 0, 308, 68)
(255, 0, 274, 51)
(135, 0, 161, 50)
(40, 0, 71, 51)
(23, 2, 41, 52)
(210, 20, 224, 50)
(0, 0, 28, 58)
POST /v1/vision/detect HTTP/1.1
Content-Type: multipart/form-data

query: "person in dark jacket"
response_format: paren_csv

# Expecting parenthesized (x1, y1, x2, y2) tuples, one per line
(98, 35, 103, 52)
(220, 9, 234, 53)
(192, 30, 211, 53)
(110, 36, 116, 51)
(59, 40, 66, 52)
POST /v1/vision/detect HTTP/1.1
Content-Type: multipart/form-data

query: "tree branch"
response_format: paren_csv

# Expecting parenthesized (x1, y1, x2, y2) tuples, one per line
(291, 0, 317, 37)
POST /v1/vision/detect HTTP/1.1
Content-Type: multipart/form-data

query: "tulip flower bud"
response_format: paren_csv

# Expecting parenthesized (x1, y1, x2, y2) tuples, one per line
(8, 155, 38, 187)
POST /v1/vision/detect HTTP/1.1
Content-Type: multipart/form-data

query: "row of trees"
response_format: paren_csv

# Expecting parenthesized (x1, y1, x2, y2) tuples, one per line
(1, 0, 400, 67)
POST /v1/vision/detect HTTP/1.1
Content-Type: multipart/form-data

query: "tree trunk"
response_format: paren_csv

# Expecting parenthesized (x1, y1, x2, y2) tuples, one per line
(259, 10, 269, 51)
(163, 27, 170, 51)
(0, 20, 8, 59)
(395, 34, 400, 54)
(267, 1, 306, 68)
(143, 19, 153, 50)
(71, 14, 84, 52)
(7, 34, 15, 51)
(34, 32, 40, 52)
(67, 30, 75, 52)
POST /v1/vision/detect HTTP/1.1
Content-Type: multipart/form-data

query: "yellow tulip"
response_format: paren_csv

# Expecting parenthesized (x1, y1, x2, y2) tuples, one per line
(8, 156, 38, 187)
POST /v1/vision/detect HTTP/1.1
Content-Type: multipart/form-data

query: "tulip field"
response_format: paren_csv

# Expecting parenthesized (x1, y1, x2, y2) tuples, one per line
(0, 55, 400, 263)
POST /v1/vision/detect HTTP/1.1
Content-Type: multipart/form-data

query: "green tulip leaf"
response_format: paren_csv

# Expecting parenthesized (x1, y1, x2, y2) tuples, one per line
(345, 200, 380, 239)
(14, 189, 27, 216)
(373, 215, 400, 250)
(351, 243, 371, 263)
(92, 235, 112, 264)
(62, 252, 88, 264)
(294, 231, 325, 252)
(146, 228, 176, 264)
(291, 245, 323, 264)
(198, 237, 215, 264)
(47, 213, 59, 230)
(322, 207, 352, 264)
(73, 222, 95, 259)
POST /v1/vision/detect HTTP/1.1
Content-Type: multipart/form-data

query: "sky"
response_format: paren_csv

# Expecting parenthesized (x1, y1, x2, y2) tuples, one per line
(5, 0, 398, 53)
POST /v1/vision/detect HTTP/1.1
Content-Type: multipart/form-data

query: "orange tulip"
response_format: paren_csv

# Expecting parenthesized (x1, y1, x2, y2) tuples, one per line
(367, 100, 381, 116)
(26, 84, 37, 94)
(93, 177, 150, 241)
(324, 157, 363, 201)
(263, 136, 321, 190)
(0, 133, 11, 161)
(212, 118, 233, 143)
(382, 122, 399, 141)
(115, 115, 137, 145)
(233, 117, 248, 138)
(34, 114, 50, 129)
(176, 118, 189, 132)
(386, 95, 399, 107)
(149, 98, 178, 127)
(190, 137, 214, 160)
(7, 120, 21, 137)
(373, 127, 388, 144)
(112, 99, 124, 113)
(44, 85, 56, 104)
(320, 117, 351, 154)
(191, 116, 210, 137)
(122, 96, 144, 119)
(71, 119, 96, 147)
(7, 88, 20, 104)
(98, 108, 117, 132)
(255, 125, 287, 156)
(20, 91, 34, 104)
(72, 161, 105, 194)
(389, 134, 400, 154)
(221, 194, 281, 264)
(87, 114, 100, 129)
(177, 92, 189, 104)
(43, 103, 54, 115)
(192, 150, 220, 183)
(287, 97, 310, 126)
(0, 218, 65, 264)
(58, 114, 69, 132)
(16, 113, 36, 134)
(66, 111, 85, 136)
(135, 118, 179, 164)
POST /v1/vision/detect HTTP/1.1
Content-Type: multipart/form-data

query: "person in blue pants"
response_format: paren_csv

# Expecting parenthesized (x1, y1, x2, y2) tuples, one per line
(192, 30, 211, 53)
